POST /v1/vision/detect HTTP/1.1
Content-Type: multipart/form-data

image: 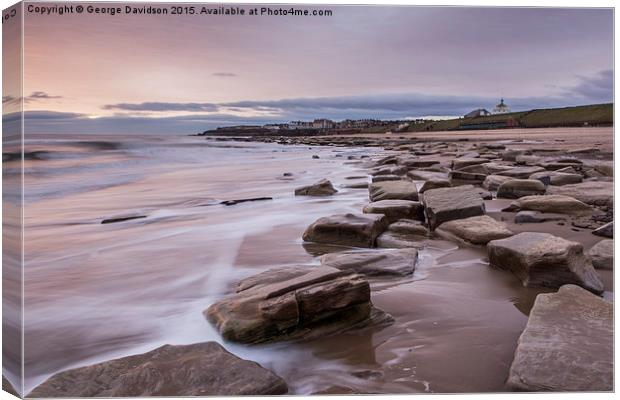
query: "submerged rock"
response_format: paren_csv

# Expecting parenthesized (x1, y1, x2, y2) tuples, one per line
(587, 239, 613, 270)
(206, 267, 392, 344)
(302, 213, 388, 248)
(28, 342, 288, 397)
(363, 200, 424, 223)
(422, 185, 486, 230)
(496, 179, 546, 199)
(294, 179, 338, 196)
(321, 248, 417, 277)
(369, 180, 419, 202)
(487, 232, 603, 293)
(503, 195, 592, 215)
(514, 211, 565, 224)
(506, 285, 612, 392)
(435, 215, 513, 245)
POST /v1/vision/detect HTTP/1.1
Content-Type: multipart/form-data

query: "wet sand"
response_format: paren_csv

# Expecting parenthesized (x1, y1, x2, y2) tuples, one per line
(8, 128, 614, 394)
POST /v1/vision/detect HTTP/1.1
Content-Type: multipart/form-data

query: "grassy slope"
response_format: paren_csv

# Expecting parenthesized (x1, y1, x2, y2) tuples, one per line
(406, 103, 612, 132)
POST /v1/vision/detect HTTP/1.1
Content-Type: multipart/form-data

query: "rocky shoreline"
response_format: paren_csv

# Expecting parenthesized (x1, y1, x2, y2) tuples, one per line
(25, 130, 613, 395)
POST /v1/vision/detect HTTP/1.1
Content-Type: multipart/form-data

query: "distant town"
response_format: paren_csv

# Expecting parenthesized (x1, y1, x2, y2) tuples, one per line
(197, 100, 613, 137)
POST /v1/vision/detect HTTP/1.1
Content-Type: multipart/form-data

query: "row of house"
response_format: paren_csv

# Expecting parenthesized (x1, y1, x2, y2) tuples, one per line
(263, 118, 396, 131)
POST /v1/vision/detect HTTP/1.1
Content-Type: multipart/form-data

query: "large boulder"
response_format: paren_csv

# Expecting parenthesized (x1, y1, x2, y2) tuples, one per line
(504, 195, 592, 215)
(28, 342, 288, 397)
(587, 239, 613, 270)
(302, 213, 388, 248)
(422, 185, 486, 230)
(321, 248, 417, 277)
(362, 200, 424, 222)
(506, 285, 612, 391)
(294, 179, 337, 196)
(496, 179, 546, 199)
(369, 180, 419, 202)
(435, 215, 513, 245)
(547, 181, 613, 208)
(206, 267, 391, 344)
(487, 232, 603, 293)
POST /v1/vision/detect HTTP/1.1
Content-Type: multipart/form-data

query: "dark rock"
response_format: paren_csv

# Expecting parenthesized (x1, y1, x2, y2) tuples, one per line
(487, 232, 603, 293)
(294, 179, 337, 196)
(28, 342, 288, 397)
(101, 215, 147, 224)
(206, 267, 392, 344)
(221, 197, 273, 206)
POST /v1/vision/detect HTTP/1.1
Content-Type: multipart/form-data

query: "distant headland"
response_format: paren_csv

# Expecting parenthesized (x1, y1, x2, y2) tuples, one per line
(196, 103, 613, 137)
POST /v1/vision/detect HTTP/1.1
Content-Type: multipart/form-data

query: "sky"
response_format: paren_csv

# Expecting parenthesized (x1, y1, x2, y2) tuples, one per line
(3, 4, 614, 134)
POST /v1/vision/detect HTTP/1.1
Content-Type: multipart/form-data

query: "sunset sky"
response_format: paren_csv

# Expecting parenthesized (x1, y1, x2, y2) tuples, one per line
(4, 4, 614, 134)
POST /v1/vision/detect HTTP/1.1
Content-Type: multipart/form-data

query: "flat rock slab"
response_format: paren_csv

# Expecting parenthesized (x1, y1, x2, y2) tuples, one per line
(28, 342, 288, 397)
(488, 232, 603, 293)
(302, 213, 388, 248)
(419, 178, 451, 193)
(321, 248, 417, 277)
(547, 181, 613, 208)
(451, 157, 488, 170)
(294, 179, 337, 196)
(435, 215, 513, 245)
(504, 194, 592, 215)
(206, 267, 392, 344)
(363, 200, 424, 223)
(587, 239, 613, 270)
(497, 179, 546, 199)
(482, 174, 514, 191)
(369, 180, 419, 202)
(422, 185, 486, 230)
(506, 285, 612, 392)
(408, 170, 449, 181)
(497, 166, 546, 179)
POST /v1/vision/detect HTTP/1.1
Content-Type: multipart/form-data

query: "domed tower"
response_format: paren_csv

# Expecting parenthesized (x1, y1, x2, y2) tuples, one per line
(493, 98, 510, 114)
